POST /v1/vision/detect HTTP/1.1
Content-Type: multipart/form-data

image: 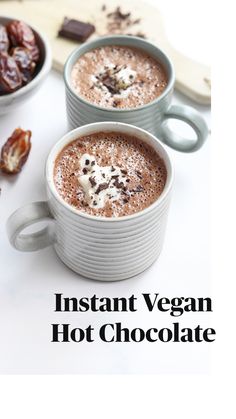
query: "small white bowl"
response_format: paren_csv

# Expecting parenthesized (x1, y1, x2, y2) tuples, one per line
(0, 16, 52, 115)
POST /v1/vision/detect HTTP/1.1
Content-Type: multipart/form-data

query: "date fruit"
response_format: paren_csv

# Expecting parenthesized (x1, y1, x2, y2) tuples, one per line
(0, 52, 22, 94)
(0, 24, 9, 52)
(11, 47, 36, 84)
(7, 20, 40, 62)
(7, 20, 36, 48)
(0, 128, 32, 174)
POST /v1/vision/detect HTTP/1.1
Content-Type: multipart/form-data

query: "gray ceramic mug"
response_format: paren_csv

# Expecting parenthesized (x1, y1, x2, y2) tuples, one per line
(64, 35, 208, 153)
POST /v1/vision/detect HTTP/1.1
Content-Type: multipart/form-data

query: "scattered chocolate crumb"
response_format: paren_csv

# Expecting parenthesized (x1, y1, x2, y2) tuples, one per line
(113, 178, 124, 189)
(93, 201, 97, 206)
(101, 4, 106, 12)
(89, 176, 96, 187)
(130, 185, 144, 193)
(126, 32, 147, 39)
(123, 198, 129, 204)
(95, 182, 109, 194)
(136, 170, 142, 179)
(91, 160, 96, 166)
(111, 166, 115, 172)
(135, 32, 146, 39)
(121, 169, 127, 174)
(81, 200, 88, 207)
(85, 159, 90, 165)
(104, 6, 143, 36)
(82, 168, 88, 174)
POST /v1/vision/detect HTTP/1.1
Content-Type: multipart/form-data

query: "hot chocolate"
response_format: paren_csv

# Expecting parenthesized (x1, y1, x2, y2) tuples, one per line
(54, 132, 167, 217)
(71, 46, 168, 109)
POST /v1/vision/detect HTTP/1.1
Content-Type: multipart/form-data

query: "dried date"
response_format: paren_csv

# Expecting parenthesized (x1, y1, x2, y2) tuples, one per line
(7, 20, 36, 48)
(11, 47, 36, 84)
(0, 25, 9, 52)
(0, 52, 22, 94)
(28, 44, 40, 63)
(0, 128, 32, 174)
(7, 20, 40, 62)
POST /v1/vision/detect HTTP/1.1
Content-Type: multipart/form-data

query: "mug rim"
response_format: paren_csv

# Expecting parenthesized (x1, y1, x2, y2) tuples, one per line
(46, 122, 173, 223)
(63, 35, 175, 113)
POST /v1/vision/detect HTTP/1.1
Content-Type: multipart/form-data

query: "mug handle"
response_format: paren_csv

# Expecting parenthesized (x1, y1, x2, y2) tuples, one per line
(159, 105, 209, 152)
(7, 201, 55, 252)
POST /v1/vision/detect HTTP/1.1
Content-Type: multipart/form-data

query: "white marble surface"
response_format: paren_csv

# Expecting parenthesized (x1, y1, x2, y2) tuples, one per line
(0, 0, 211, 374)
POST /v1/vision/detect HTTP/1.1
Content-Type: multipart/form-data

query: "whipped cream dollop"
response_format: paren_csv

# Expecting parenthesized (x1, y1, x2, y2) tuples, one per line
(93, 64, 136, 96)
(78, 154, 129, 208)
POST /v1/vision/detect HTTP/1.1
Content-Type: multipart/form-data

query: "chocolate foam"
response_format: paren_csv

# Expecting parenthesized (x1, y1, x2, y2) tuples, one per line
(71, 46, 168, 109)
(54, 132, 167, 217)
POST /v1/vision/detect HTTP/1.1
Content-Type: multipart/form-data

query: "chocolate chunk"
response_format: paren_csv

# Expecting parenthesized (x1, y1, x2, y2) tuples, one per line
(135, 32, 146, 39)
(111, 174, 119, 179)
(121, 169, 127, 175)
(95, 182, 109, 194)
(113, 178, 124, 189)
(123, 198, 129, 204)
(89, 176, 96, 187)
(101, 75, 119, 94)
(85, 159, 89, 165)
(58, 17, 95, 43)
(107, 7, 131, 20)
(93, 201, 97, 206)
(82, 168, 88, 174)
(130, 185, 144, 193)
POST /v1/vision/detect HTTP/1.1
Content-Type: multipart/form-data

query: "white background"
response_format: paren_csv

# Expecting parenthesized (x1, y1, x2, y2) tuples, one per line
(0, 0, 211, 374)
(2, 0, 235, 418)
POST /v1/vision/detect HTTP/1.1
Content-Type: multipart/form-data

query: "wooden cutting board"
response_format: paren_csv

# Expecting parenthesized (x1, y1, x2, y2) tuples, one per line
(0, 0, 211, 105)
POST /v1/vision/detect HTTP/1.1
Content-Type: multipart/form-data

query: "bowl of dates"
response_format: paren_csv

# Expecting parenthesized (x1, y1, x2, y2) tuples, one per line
(0, 17, 51, 114)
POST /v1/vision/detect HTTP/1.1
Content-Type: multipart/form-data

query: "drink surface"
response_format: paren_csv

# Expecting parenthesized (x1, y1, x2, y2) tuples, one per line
(54, 132, 167, 218)
(71, 46, 168, 109)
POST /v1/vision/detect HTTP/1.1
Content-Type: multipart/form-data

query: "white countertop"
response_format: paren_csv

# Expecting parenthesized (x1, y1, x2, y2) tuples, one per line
(0, 0, 211, 374)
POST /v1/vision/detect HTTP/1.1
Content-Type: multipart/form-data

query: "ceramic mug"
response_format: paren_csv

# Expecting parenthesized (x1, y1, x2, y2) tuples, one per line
(7, 122, 173, 281)
(64, 35, 208, 153)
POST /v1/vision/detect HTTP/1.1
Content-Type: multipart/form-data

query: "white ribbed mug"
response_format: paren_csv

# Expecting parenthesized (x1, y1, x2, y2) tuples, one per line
(6, 122, 173, 281)
(64, 35, 208, 153)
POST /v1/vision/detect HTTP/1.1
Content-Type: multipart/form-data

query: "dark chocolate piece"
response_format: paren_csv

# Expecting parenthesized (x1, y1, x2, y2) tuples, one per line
(58, 17, 95, 43)
(130, 185, 144, 193)
(89, 176, 96, 187)
(113, 179, 124, 189)
(95, 182, 109, 195)
(136, 170, 142, 179)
